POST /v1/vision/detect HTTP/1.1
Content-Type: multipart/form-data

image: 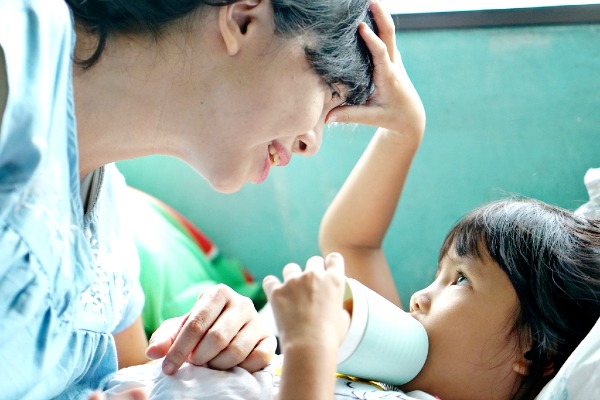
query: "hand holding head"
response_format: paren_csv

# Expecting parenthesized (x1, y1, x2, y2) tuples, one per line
(327, 0, 426, 139)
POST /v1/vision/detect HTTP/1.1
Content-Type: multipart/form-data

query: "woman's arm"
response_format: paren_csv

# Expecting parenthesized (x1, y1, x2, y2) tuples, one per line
(113, 317, 149, 369)
(1, 46, 7, 129)
(319, 0, 425, 308)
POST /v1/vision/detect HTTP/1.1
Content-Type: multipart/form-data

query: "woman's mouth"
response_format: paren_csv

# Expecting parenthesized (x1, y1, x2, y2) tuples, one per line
(255, 141, 291, 184)
(268, 142, 280, 166)
(269, 141, 292, 167)
(268, 141, 291, 167)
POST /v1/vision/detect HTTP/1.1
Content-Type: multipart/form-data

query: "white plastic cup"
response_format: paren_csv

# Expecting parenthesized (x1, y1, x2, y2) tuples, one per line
(337, 278, 429, 386)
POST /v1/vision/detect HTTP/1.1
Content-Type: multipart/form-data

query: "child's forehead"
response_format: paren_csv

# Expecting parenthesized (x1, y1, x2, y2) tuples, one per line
(436, 248, 492, 278)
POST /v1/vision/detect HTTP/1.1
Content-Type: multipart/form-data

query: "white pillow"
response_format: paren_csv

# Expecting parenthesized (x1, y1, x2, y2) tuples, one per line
(574, 167, 600, 219)
(535, 317, 600, 399)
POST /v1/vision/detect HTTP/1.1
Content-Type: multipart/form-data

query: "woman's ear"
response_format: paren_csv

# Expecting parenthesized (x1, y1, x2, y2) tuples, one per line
(217, 0, 270, 56)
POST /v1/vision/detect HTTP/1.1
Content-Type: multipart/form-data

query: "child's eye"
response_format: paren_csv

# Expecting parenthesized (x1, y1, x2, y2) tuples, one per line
(455, 271, 470, 286)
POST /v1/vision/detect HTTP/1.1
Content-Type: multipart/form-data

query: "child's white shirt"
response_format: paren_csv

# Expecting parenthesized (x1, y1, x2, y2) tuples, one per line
(106, 354, 437, 400)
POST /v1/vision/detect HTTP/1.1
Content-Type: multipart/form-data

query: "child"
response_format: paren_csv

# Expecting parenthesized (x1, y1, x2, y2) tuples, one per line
(264, 6, 600, 400)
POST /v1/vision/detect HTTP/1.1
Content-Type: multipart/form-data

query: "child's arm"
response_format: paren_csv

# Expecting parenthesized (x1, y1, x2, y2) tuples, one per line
(319, 1, 425, 308)
(262, 3, 426, 400)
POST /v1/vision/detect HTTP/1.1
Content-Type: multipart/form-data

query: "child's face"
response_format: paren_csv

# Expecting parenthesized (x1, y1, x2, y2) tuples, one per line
(403, 246, 526, 400)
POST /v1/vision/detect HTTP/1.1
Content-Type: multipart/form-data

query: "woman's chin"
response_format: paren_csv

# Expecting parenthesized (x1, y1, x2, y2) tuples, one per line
(206, 175, 245, 194)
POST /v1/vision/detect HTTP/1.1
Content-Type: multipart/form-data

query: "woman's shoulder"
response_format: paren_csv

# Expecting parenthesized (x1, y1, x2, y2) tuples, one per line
(0, 0, 71, 28)
(0, 0, 73, 98)
(0, 0, 76, 219)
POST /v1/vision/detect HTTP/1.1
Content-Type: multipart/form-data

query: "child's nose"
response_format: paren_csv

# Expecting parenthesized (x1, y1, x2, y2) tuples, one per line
(409, 290, 431, 313)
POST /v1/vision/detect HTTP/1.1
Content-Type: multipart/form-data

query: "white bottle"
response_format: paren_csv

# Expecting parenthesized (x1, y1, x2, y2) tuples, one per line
(336, 278, 429, 386)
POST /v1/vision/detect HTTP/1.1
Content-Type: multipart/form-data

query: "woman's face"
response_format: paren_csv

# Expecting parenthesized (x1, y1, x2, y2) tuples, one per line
(170, 31, 346, 193)
(403, 246, 525, 400)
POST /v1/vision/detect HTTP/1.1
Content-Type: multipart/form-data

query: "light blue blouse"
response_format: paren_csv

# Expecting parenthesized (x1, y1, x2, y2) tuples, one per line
(0, 0, 144, 398)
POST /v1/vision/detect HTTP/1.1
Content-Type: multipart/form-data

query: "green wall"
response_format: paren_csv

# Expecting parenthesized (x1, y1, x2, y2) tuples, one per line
(118, 23, 600, 307)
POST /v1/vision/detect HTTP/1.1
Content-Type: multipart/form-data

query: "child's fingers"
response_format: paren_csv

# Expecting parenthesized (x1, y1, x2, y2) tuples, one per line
(359, 21, 391, 68)
(262, 275, 281, 299)
(304, 255, 325, 272)
(368, 0, 397, 63)
(327, 103, 384, 128)
(282, 262, 302, 281)
(324, 252, 346, 276)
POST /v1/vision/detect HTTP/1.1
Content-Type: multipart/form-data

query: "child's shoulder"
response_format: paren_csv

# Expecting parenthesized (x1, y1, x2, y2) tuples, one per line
(333, 374, 437, 400)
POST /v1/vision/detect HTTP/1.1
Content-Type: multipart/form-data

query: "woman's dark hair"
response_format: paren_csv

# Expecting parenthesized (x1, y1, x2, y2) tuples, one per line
(439, 198, 600, 400)
(65, 0, 376, 105)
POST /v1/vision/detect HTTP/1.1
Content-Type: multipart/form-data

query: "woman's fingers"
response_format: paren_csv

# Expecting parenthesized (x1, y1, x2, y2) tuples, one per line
(147, 284, 277, 376)
(145, 315, 186, 360)
(207, 316, 275, 371)
(237, 333, 278, 372)
(188, 292, 255, 366)
(88, 389, 147, 400)
(158, 288, 226, 374)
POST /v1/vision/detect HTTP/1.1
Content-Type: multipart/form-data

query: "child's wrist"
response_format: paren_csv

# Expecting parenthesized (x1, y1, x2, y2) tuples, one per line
(378, 126, 424, 147)
(281, 335, 341, 358)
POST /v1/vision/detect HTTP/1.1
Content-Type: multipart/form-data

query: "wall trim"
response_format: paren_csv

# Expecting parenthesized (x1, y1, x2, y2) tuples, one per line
(393, 5, 600, 31)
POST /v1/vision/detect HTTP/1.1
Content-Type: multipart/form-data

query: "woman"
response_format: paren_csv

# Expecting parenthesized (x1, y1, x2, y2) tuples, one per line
(0, 0, 377, 398)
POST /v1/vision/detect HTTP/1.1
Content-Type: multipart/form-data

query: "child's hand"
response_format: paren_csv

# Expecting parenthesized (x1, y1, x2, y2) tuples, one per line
(262, 253, 351, 354)
(327, 0, 425, 139)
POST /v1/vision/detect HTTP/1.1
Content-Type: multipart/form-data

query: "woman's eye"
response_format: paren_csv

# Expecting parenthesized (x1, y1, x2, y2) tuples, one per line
(324, 81, 342, 100)
(330, 86, 340, 99)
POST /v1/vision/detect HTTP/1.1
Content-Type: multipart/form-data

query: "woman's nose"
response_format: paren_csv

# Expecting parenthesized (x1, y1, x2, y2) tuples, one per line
(293, 130, 321, 157)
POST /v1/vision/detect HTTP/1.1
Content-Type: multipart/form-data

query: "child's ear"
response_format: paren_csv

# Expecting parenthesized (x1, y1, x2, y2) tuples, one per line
(512, 355, 530, 376)
(217, 0, 269, 56)
(513, 350, 555, 377)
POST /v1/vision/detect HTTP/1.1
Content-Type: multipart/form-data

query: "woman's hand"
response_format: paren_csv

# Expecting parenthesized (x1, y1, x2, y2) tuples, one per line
(145, 284, 277, 375)
(262, 253, 351, 353)
(88, 388, 147, 400)
(327, 0, 425, 139)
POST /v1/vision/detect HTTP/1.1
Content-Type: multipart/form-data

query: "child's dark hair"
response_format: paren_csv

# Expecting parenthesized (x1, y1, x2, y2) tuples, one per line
(65, 0, 375, 105)
(439, 198, 600, 400)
